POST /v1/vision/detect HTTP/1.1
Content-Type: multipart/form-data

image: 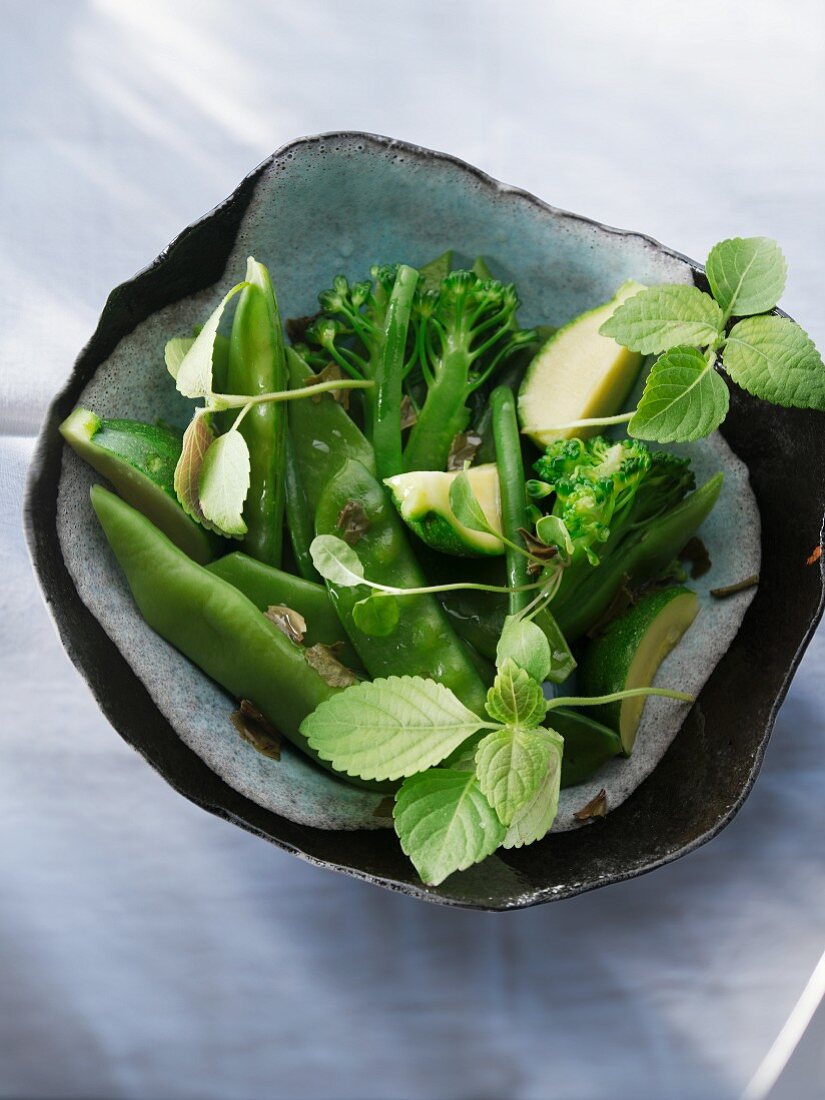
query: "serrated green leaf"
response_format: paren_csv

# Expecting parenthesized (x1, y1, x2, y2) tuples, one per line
(300, 675, 489, 781)
(165, 336, 194, 381)
(705, 236, 787, 317)
(722, 316, 825, 410)
(352, 594, 399, 636)
(393, 768, 505, 885)
(198, 429, 250, 536)
(496, 616, 552, 683)
(474, 726, 555, 825)
(448, 471, 495, 535)
(176, 281, 246, 398)
(502, 731, 563, 849)
(599, 285, 723, 354)
(534, 514, 574, 557)
(628, 346, 730, 443)
(309, 534, 366, 587)
(486, 659, 547, 728)
(173, 411, 224, 533)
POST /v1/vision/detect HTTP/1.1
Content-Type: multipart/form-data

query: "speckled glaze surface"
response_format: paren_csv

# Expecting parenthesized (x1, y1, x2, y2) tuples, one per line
(25, 133, 825, 908)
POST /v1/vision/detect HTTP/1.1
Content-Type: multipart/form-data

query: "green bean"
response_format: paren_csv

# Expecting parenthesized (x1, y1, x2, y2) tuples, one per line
(490, 386, 531, 615)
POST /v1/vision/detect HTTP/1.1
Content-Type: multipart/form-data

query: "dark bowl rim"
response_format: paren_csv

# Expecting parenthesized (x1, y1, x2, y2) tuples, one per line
(23, 130, 825, 911)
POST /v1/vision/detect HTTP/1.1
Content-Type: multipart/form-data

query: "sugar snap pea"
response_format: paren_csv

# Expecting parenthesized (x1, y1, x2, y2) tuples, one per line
(60, 407, 214, 564)
(206, 551, 361, 668)
(227, 258, 287, 566)
(315, 458, 489, 714)
(91, 485, 388, 792)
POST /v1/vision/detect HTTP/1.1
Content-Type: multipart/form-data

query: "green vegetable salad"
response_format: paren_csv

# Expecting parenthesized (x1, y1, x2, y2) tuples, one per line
(61, 239, 825, 886)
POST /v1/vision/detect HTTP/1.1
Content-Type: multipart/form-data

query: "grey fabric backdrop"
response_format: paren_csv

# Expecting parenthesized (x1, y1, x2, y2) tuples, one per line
(2, 2, 824, 1098)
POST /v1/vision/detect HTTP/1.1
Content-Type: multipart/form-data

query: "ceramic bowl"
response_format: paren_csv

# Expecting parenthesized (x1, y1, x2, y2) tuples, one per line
(25, 133, 825, 909)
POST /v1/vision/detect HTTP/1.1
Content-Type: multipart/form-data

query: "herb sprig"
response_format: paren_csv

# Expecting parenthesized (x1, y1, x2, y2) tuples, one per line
(537, 237, 825, 444)
(300, 626, 691, 885)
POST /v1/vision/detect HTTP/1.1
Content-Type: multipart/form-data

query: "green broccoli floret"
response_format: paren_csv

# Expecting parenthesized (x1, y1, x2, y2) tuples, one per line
(302, 264, 420, 478)
(402, 271, 535, 472)
(304, 265, 411, 391)
(527, 435, 713, 641)
(531, 437, 656, 564)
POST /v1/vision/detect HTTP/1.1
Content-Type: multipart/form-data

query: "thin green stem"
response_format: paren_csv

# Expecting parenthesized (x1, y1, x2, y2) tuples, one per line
(230, 401, 254, 432)
(521, 411, 634, 435)
(364, 579, 546, 598)
(546, 686, 694, 711)
(211, 378, 374, 411)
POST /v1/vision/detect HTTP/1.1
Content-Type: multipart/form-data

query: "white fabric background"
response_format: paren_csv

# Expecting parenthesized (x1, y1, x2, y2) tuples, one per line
(2, 2, 824, 1098)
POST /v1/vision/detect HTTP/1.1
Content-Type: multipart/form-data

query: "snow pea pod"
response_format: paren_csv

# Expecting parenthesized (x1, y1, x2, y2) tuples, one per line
(283, 429, 320, 582)
(206, 551, 361, 668)
(315, 459, 488, 714)
(227, 259, 287, 566)
(91, 486, 387, 792)
(551, 708, 623, 788)
(60, 407, 214, 564)
(285, 348, 376, 517)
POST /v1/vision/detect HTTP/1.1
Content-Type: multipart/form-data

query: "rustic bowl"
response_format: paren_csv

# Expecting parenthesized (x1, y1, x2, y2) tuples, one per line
(24, 133, 825, 909)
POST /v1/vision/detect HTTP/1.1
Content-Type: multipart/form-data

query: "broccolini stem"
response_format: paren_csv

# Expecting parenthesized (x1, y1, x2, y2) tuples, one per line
(373, 264, 419, 480)
(402, 358, 473, 471)
(490, 386, 532, 616)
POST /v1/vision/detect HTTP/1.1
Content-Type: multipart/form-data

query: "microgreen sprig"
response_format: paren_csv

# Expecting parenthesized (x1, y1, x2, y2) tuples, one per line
(167, 261, 373, 538)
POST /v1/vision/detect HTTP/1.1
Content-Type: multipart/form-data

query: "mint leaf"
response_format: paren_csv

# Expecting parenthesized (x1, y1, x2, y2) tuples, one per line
(165, 336, 194, 381)
(486, 659, 546, 727)
(393, 768, 505, 886)
(722, 316, 825, 410)
(173, 411, 223, 532)
(474, 726, 555, 825)
(352, 594, 399, 636)
(448, 471, 495, 535)
(706, 237, 787, 317)
(502, 730, 563, 849)
(599, 285, 723, 354)
(309, 534, 366, 587)
(628, 346, 730, 443)
(176, 281, 246, 399)
(198, 429, 250, 536)
(496, 616, 551, 684)
(300, 675, 489, 781)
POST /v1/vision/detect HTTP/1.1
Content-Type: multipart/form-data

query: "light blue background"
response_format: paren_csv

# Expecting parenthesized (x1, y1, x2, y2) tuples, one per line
(2, 2, 824, 1098)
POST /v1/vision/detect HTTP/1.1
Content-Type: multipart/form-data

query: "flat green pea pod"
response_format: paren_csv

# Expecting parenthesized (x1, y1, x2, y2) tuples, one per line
(91, 485, 388, 792)
(206, 551, 361, 669)
(286, 348, 376, 516)
(551, 708, 623, 788)
(60, 407, 214, 564)
(438, 587, 575, 685)
(227, 258, 287, 566)
(315, 458, 489, 715)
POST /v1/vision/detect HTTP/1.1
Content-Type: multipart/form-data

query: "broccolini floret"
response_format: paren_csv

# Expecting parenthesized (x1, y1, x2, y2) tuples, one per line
(525, 434, 709, 640)
(402, 271, 535, 472)
(530, 437, 664, 564)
